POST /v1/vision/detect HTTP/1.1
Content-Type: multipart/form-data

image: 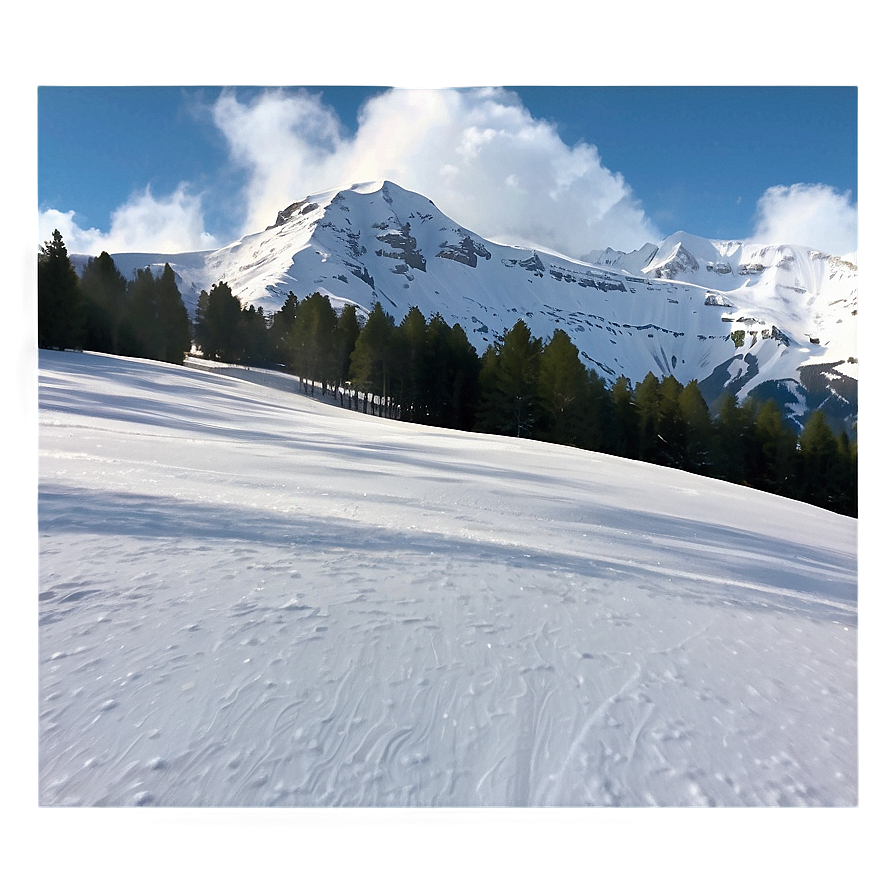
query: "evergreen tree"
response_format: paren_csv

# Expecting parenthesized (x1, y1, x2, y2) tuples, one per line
(123, 267, 163, 360)
(155, 264, 192, 363)
(269, 292, 300, 368)
(607, 375, 638, 458)
(711, 391, 750, 483)
(239, 304, 271, 368)
(797, 410, 844, 510)
(650, 376, 687, 468)
(194, 281, 243, 362)
(578, 370, 612, 453)
(38, 229, 83, 350)
(678, 380, 713, 473)
(395, 306, 429, 422)
(335, 304, 361, 385)
(290, 292, 339, 394)
(349, 302, 397, 410)
(633, 371, 662, 463)
(538, 328, 588, 445)
(753, 399, 798, 496)
(78, 251, 128, 354)
(476, 320, 543, 437)
(448, 323, 482, 431)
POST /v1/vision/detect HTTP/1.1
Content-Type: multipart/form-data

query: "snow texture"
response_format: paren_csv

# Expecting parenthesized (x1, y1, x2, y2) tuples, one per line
(38, 350, 856, 807)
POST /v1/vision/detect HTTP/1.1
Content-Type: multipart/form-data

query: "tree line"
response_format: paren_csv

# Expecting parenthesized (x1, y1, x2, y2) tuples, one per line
(38, 230, 191, 364)
(38, 231, 857, 516)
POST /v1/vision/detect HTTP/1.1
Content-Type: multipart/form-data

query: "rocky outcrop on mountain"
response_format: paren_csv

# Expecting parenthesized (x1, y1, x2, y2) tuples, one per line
(650, 244, 700, 280)
(436, 233, 492, 267)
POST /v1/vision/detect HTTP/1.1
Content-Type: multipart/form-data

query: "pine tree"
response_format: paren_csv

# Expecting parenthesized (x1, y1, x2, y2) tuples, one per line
(798, 410, 843, 510)
(395, 306, 429, 422)
(194, 281, 243, 362)
(269, 292, 300, 369)
(655, 375, 687, 467)
(349, 302, 397, 410)
(155, 264, 191, 364)
(444, 322, 481, 431)
(78, 251, 128, 354)
(578, 370, 612, 453)
(711, 391, 749, 483)
(607, 375, 638, 458)
(290, 292, 339, 394)
(123, 267, 164, 361)
(476, 320, 543, 437)
(678, 380, 713, 473)
(335, 304, 361, 385)
(239, 304, 271, 368)
(38, 229, 83, 350)
(538, 329, 588, 445)
(753, 399, 798, 496)
(633, 371, 662, 463)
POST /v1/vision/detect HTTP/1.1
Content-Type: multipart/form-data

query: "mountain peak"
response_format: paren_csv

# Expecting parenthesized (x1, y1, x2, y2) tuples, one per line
(92, 179, 858, 431)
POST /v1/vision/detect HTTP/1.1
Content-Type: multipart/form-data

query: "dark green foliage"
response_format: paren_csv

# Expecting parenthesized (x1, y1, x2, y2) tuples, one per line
(335, 304, 361, 384)
(38, 230, 84, 350)
(289, 292, 339, 393)
(711, 391, 750, 483)
(633, 371, 662, 463)
(678, 380, 713, 473)
(78, 251, 128, 354)
(476, 320, 543, 437)
(155, 264, 192, 363)
(655, 376, 688, 468)
(752, 399, 798, 495)
(442, 318, 480, 431)
(123, 265, 191, 364)
(194, 281, 243, 363)
(797, 410, 856, 513)
(607, 376, 639, 458)
(577, 371, 613, 454)
(239, 304, 271, 368)
(395, 306, 429, 422)
(537, 329, 589, 446)
(269, 292, 300, 367)
(349, 301, 397, 398)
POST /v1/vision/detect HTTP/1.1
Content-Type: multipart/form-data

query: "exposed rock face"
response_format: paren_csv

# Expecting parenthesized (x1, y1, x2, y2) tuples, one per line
(375, 223, 426, 271)
(436, 234, 492, 267)
(272, 201, 319, 228)
(651, 245, 700, 279)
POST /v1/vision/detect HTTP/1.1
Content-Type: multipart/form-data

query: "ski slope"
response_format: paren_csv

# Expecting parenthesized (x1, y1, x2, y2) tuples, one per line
(38, 350, 857, 808)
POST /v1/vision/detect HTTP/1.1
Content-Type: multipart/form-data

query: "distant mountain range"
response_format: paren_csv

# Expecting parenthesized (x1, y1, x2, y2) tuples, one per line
(73, 180, 858, 429)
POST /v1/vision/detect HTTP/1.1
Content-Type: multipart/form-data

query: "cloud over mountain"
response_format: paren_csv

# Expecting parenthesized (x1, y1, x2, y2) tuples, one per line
(211, 87, 664, 259)
(749, 183, 858, 258)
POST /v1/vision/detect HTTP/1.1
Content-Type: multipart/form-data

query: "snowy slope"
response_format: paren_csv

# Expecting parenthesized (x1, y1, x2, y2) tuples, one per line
(74, 180, 858, 429)
(38, 350, 857, 807)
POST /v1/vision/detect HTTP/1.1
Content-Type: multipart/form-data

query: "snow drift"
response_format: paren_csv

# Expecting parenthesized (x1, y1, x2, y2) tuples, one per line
(38, 350, 857, 807)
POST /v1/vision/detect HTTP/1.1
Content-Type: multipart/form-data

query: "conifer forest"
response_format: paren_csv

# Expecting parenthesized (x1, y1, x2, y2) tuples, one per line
(38, 230, 858, 517)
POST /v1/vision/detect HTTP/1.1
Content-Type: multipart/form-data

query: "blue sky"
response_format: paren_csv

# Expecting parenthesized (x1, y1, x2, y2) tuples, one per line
(38, 85, 857, 260)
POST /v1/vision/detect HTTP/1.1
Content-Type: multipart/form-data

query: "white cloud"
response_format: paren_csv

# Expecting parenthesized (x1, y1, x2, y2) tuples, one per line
(39, 184, 218, 255)
(211, 87, 662, 258)
(750, 183, 858, 258)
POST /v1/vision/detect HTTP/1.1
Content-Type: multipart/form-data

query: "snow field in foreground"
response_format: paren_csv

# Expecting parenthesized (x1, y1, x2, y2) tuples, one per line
(38, 351, 857, 807)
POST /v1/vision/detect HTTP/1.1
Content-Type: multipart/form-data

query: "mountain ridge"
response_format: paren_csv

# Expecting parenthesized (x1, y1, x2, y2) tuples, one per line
(71, 179, 858, 430)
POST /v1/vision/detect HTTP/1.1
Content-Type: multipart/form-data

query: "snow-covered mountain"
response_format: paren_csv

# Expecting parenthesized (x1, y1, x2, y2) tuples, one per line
(77, 180, 858, 429)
